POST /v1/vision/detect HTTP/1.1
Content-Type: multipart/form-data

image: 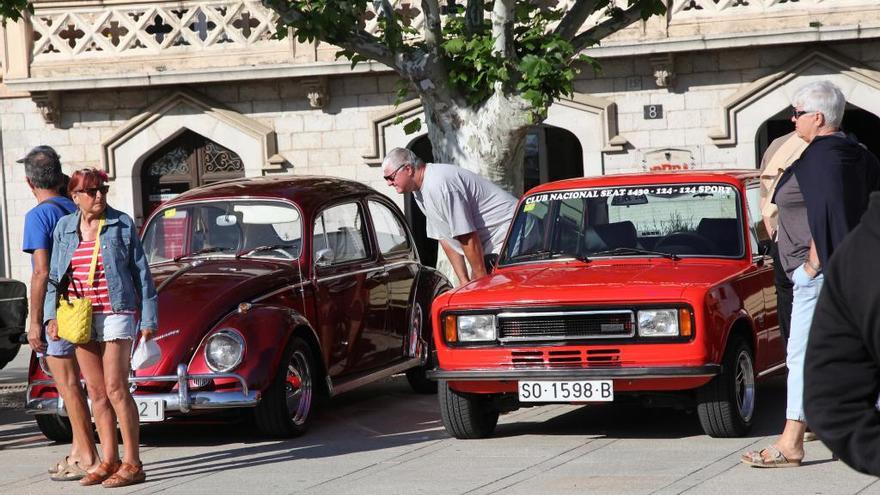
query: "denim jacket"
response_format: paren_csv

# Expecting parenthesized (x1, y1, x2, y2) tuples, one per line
(44, 205, 158, 330)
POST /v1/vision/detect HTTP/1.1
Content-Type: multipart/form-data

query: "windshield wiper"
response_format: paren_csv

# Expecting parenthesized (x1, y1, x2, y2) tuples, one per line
(173, 247, 233, 262)
(508, 249, 591, 264)
(235, 244, 295, 259)
(591, 247, 680, 261)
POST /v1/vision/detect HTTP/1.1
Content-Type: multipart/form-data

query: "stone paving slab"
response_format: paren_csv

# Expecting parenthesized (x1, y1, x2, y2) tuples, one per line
(0, 369, 876, 495)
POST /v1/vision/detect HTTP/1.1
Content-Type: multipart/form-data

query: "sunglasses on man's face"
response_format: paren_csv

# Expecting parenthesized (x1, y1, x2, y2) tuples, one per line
(76, 185, 109, 197)
(383, 163, 408, 182)
(792, 108, 814, 120)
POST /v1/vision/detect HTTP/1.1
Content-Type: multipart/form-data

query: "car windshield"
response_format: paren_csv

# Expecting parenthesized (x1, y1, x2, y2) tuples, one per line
(142, 200, 303, 264)
(501, 182, 743, 264)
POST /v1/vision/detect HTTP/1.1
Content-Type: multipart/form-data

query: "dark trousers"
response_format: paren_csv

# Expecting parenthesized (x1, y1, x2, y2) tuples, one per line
(772, 240, 794, 342)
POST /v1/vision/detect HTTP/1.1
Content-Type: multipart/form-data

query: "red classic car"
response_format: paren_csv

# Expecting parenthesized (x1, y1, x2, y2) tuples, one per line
(429, 171, 784, 438)
(27, 176, 450, 439)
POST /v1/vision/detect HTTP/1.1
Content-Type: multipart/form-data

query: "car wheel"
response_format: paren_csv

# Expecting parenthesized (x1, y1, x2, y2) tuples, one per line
(438, 381, 499, 439)
(405, 366, 437, 394)
(35, 414, 73, 443)
(0, 345, 19, 369)
(696, 335, 756, 437)
(254, 336, 316, 437)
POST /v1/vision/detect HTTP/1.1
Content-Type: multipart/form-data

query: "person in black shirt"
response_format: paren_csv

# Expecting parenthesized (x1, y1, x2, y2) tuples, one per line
(804, 191, 880, 476)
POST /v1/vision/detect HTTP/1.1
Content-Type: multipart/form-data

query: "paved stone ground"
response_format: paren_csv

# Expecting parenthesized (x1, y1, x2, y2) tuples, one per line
(0, 351, 876, 495)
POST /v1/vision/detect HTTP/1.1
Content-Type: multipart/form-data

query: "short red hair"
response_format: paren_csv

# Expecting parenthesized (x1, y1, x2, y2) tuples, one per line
(67, 167, 108, 195)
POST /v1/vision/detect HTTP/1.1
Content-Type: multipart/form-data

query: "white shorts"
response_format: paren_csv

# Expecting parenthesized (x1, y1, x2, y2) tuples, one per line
(92, 313, 138, 342)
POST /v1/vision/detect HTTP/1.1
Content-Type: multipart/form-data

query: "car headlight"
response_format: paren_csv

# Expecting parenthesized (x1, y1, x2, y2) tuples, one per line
(637, 309, 680, 337)
(204, 329, 245, 372)
(450, 314, 497, 342)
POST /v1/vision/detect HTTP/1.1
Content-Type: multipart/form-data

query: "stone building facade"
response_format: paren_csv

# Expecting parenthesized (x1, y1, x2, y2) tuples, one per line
(1, 0, 879, 282)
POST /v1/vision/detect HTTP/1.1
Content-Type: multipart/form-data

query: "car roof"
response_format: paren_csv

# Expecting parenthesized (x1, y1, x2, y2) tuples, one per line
(525, 169, 759, 195)
(159, 175, 382, 213)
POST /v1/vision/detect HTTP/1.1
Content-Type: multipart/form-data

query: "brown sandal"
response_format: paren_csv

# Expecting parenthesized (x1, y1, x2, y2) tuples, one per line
(80, 461, 121, 486)
(102, 462, 146, 488)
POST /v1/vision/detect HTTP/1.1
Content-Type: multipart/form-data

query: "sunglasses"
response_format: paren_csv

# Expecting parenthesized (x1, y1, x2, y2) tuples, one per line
(383, 163, 408, 182)
(75, 185, 109, 197)
(792, 108, 814, 119)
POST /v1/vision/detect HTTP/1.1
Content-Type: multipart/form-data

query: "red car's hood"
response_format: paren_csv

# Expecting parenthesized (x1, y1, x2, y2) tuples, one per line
(445, 259, 747, 308)
(145, 259, 302, 371)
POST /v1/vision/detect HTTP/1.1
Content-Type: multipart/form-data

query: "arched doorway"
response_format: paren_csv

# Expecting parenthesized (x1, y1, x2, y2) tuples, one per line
(755, 106, 880, 166)
(140, 130, 245, 218)
(405, 125, 584, 267)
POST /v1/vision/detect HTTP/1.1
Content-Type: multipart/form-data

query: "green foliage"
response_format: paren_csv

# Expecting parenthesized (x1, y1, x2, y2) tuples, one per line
(267, 0, 667, 116)
(0, 0, 32, 22)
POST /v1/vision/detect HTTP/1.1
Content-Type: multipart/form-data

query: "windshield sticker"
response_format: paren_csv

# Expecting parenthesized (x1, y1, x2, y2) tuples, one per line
(523, 203, 536, 212)
(163, 208, 177, 218)
(525, 185, 733, 204)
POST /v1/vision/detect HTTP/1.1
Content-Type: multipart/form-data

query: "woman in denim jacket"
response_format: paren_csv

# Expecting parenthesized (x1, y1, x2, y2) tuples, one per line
(44, 168, 156, 488)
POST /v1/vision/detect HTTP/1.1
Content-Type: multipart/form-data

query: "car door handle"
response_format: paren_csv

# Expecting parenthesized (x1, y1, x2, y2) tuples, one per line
(368, 271, 389, 282)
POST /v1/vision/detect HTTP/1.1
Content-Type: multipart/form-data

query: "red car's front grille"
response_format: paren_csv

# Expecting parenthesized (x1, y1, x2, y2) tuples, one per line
(510, 348, 626, 367)
(497, 310, 635, 342)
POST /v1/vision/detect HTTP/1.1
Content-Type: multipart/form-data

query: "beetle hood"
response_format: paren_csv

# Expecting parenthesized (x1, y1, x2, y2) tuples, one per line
(141, 259, 303, 374)
(446, 260, 747, 308)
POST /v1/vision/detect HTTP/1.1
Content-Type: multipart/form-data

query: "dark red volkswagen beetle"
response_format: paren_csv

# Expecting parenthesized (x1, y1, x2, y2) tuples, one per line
(26, 176, 450, 438)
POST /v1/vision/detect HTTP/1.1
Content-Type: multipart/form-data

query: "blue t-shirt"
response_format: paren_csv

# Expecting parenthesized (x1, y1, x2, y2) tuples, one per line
(22, 197, 76, 255)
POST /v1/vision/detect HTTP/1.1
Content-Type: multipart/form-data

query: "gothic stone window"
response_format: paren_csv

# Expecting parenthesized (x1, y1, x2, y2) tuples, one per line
(141, 130, 244, 217)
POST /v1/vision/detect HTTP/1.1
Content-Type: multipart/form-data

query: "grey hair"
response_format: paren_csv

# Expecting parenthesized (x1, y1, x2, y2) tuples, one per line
(792, 80, 846, 129)
(22, 148, 64, 190)
(382, 147, 425, 170)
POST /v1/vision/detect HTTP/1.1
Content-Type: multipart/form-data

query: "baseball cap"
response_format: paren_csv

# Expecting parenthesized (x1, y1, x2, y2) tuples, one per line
(16, 145, 60, 164)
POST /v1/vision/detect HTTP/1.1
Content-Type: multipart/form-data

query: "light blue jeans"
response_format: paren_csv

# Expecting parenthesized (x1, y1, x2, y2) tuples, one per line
(786, 264, 824, 421)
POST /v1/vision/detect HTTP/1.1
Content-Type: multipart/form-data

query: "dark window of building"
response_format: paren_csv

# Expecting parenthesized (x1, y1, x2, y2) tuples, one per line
(140, 130, 244, 219)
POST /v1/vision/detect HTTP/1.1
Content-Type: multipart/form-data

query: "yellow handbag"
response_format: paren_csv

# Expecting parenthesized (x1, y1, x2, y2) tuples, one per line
(57, 218, 104, 345)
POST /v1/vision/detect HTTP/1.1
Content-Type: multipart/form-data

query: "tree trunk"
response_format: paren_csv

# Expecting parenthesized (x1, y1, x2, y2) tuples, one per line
(420, 90, 536, 196)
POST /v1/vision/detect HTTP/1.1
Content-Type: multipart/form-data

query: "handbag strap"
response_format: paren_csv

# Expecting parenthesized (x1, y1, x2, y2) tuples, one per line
(86, 217, 105, 287)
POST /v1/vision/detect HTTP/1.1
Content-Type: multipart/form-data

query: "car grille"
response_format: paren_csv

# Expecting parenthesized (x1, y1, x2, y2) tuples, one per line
(497, 310, 635, 342)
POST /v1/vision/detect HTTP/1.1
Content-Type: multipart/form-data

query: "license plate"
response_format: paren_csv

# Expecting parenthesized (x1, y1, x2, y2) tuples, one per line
(518, 380, 614, 402)
(59, 396, 166, 422)
(135, 398, 165, 422)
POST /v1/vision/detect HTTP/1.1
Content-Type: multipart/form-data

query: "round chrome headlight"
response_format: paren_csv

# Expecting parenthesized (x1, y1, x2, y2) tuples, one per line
(204, 329, 245, 373)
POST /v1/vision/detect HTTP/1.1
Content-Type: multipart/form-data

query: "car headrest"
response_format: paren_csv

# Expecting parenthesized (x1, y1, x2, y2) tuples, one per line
(594, 221, 639, 249)
(697, 218, 741, 256)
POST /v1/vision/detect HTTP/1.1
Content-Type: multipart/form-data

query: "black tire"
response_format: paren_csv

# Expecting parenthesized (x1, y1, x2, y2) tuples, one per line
(438, 381, 499, 439)
(405, 366, 437, 394)
(35, 414, 73, 443)
(0, 345, 20, 369)
(696, 335, 756, 437)
(254, 336, 317, 437)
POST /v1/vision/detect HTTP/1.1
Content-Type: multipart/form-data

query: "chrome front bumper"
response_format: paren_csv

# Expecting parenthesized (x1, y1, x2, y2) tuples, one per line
(26, 364, 261, 417)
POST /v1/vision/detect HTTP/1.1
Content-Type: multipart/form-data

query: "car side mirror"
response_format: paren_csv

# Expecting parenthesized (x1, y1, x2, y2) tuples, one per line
(315, 248, 335, 267)
(758, 239, 772, 256)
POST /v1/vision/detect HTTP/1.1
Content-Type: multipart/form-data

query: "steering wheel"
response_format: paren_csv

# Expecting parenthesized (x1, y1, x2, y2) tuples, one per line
(654, 231, 717, 255)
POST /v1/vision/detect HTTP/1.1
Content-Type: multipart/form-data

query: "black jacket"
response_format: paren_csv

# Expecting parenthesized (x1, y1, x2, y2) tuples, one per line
(804, 191, 880, 476)
(773, 134, 880, 267)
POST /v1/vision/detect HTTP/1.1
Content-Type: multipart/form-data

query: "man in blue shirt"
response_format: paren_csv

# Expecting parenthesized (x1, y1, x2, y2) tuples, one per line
(21, 145, 98, 480)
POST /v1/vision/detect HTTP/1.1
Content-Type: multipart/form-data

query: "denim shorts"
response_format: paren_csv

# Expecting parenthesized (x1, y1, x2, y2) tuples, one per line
(38, 323, 76, 358)
(92, 313, 138, 342)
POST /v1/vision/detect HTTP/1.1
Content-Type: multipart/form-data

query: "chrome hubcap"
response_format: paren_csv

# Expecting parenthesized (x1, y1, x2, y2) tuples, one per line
(735, 350, 756, 422)
(285, 349, 312, 426)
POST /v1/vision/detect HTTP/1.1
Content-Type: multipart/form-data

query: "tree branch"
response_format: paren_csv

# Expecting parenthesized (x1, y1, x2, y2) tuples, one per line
(465, 0, 485, 36)
(340, 30, 400, 68)
(422, 0, 442, 52)
(491, 0, 515, 59)
(554, 0, 599, 41)
(571, 5, 645, 53)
